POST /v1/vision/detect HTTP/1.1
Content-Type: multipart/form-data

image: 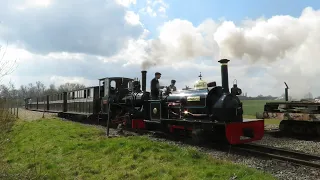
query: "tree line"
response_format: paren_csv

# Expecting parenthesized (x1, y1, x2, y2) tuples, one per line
(0, 81, 86, 99)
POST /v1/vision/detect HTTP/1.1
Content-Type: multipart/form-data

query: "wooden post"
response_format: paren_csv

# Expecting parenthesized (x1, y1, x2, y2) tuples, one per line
(16, 98, 18, 118)
(42, 100, 45, 118)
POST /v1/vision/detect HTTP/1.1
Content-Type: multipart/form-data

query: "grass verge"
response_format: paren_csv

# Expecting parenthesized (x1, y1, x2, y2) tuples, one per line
(1, 118, 275, 180)
(243, 114, 281, 125)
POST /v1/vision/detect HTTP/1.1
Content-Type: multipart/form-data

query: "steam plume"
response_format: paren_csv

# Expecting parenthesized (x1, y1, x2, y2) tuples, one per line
(141, 7, 320, 99)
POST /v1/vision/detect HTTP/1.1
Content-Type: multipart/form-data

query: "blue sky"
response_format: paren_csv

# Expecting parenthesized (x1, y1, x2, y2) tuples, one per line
(167, 0, 320, 21)
(136, 0, 320, 38)
(1, 0, 320, 98)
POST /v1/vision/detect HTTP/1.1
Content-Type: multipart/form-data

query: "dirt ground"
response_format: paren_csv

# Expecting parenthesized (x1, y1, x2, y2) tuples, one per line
(16, 108, 57, 121)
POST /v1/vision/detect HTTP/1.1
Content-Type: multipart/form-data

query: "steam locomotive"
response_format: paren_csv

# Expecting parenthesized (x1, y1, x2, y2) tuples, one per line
(25, 59, 264, 144)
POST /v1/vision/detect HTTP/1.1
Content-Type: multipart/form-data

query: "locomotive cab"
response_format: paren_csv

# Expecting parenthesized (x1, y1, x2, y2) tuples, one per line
(98, 77, 134, 114)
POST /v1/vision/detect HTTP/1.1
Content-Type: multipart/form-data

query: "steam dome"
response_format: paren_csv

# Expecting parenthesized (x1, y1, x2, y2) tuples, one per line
(194, 72, 207, 90)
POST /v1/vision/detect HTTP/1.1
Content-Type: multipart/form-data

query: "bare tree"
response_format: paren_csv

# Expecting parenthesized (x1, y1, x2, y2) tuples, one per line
(0, 41, 18, 82)
(18, 85, 28, 98)
(35, 81, 46, 96)
(58, 83, 86, 92)
(44, 83, 58, 94)
(0, 84, 10, 98)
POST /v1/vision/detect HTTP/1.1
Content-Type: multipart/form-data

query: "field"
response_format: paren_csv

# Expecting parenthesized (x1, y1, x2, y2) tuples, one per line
(0, 118, 275, 180)
(242, 100, 269, 116)
(242, 100, 281, 125)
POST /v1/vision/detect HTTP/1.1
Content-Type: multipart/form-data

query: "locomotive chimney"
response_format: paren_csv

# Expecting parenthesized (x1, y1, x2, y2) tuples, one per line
(284, 82, 289, 101)
(141, 70, 147, 92)
(218, 59, 230, 93)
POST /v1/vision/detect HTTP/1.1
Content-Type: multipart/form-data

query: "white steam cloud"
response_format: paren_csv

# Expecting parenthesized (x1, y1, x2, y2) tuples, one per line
(141, 7, 320, 99)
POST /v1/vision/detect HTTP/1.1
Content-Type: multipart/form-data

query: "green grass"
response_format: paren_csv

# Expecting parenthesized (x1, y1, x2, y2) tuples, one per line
(242, 100, 281, 125)
(242, 100, 270, 116)
(0, 118, 275, 180)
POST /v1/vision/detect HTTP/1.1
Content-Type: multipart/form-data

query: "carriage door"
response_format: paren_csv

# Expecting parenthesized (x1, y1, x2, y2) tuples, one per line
(100, 79, 110, 113)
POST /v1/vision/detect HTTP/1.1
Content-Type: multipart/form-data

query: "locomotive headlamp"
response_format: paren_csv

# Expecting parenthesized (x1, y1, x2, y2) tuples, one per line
(231, 79, 242, 95)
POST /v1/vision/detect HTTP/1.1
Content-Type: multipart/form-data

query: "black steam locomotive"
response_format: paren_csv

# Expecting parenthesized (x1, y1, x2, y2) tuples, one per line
(25, 59, 264, 144)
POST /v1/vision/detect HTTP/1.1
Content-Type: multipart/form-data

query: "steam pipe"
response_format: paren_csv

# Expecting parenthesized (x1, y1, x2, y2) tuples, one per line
(141, 70, 147, 92)
(218, 59, 230, 93)
(284, 82, 289, 101)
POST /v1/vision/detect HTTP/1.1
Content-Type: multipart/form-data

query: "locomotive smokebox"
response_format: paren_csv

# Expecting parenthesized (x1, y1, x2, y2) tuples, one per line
(141, 70, 147, 92)
(218, 59, 230, 93)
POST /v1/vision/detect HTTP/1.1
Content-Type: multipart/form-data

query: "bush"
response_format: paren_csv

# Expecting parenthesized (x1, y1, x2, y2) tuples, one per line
(0, 98, 34, 179)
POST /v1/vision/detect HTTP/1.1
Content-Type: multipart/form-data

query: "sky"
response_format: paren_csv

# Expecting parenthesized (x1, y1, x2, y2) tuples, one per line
(1, 0, 320, 98)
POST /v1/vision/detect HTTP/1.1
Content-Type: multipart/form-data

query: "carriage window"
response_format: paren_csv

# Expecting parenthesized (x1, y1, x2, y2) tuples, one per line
(87, 89, 91, 97)
(72, 92, 75, 99)
(84, 90, 87, 98)
(110, 80, 116, 89)
(128, 81, 132, 90)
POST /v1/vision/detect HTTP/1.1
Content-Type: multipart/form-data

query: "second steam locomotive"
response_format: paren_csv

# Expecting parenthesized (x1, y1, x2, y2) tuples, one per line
(25, 59, 265, 145)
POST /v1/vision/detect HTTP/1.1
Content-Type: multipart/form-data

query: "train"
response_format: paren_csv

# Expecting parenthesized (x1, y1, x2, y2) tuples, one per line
(24, 59, 265, 145)
(261, 82, 320, 136)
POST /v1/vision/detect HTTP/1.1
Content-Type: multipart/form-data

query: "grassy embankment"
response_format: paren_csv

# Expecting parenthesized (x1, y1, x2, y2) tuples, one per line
(0, 117, 276, 180)
(0, 99, 278, 179)
(242, 100, 281, 125)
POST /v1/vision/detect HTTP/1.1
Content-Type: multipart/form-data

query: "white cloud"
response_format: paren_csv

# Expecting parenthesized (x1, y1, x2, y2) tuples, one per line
(139, 0, 168, 17)
(125, 11, 142, 26)
(15, 0, 52, 10)
(130, 7, 320, 98)
(0, 0, 144, 57)
(2, 2, 320, 99)
(49, 76, 97, 87)
(115, 0, 136, 7)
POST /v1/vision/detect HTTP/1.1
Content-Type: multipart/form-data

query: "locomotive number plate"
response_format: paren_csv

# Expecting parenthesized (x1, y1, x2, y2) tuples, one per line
(187, 96, 200, 101)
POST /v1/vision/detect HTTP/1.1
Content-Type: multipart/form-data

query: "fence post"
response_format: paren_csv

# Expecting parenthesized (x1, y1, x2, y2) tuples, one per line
(16, 99, 19, 118)
(13, 102, 16, 115)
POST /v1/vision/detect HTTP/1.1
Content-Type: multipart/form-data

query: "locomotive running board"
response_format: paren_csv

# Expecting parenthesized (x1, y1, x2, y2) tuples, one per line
(225, 119, 264, 145)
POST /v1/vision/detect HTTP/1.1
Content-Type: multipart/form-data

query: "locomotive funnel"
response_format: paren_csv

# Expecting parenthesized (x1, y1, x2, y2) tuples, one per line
(218, 59, 230, 93)
(284, 82, 289, 101)
(141, 70, 147, 92)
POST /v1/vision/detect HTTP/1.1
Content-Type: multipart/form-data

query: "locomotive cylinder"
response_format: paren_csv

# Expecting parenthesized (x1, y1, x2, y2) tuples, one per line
(141, 70, 147, 92)
(218, 59, 230, 93)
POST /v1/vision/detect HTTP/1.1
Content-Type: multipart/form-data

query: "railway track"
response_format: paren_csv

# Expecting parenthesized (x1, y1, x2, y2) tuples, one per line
(89, 124, 320, 169)
(230, 143, 320, 169)
(130, 128, 320, 169)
